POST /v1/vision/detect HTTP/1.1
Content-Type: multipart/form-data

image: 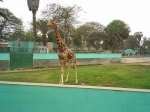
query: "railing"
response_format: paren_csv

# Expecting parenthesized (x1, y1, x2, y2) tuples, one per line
(0, 46, 33, 53)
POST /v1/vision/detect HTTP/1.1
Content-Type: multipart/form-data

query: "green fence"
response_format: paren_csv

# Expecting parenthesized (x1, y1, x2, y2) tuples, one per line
(0, 41, 41, 53)
(0, 46, 33, 53)
(10, 53, 33, 69)
(0, 46, 10, 53)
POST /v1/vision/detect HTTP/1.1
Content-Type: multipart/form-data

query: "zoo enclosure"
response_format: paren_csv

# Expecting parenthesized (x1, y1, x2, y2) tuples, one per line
(0, 53, 121, 70)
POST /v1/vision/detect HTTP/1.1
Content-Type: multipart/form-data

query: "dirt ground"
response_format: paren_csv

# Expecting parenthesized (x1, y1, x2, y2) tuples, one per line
(120, 56, 150, 65)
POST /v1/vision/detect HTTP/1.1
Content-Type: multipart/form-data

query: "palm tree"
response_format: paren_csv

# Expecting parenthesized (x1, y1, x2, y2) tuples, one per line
(36, 19, 49, 46)
(27, 0, 40, 50)
(105, 20, 130, 52)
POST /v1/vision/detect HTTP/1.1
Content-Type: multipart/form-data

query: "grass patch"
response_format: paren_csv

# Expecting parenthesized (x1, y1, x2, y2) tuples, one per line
(0, 64, 150, 89)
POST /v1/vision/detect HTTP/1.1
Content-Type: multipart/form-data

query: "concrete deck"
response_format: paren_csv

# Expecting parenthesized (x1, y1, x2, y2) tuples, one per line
(0, 81, 150, 93)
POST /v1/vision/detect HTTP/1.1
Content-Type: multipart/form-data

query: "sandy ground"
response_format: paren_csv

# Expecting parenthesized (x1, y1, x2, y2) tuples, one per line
(120, 56, 150, 65)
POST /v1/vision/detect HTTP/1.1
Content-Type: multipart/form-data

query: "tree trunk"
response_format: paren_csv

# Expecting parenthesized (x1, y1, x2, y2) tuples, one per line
(42, 34, 47, 46)
(32, 11, 37, 52)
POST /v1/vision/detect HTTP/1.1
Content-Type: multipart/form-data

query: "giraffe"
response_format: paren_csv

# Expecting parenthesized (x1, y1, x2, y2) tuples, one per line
(47, 20, 78, 84)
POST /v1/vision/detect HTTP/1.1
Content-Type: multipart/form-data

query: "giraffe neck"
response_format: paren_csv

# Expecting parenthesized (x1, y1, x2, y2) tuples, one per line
(53, 25, 61, 39)
(53, 24, 68, 52)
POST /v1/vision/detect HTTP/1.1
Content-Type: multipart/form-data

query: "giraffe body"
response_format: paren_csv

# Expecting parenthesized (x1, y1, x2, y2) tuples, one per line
(47, 20, 78, 84)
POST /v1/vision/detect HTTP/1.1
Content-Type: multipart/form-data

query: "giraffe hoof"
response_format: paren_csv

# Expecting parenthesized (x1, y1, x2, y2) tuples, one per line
(59, 82, 63, 84)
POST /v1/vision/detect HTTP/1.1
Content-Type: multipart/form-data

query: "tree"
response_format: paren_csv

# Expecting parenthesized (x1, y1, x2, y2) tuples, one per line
(9, 30, 24, 41)
(105, 20, 130, 52)
(23, 30, 41, 42)
(87, 32, 104, 52)
(134, 32, 143, 47)
(75, 22, 105, 50)
(47, 31, 54, 42)
(0, 8, 23, 40)
(0, 11, 8, 21)
(0, 0, 8, 21)
(36, 19, 49, 46)
(124, 35, 139, 50)
(23, 31, 34, 41)
(76, 22, 105, 40)
(41, 3, 82, 44)
(9, 17, 25, 41)
(142, 37, 150, 52)
(73, 37, 82, 50)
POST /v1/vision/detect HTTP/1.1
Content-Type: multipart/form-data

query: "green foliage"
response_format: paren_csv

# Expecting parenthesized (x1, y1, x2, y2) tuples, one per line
(41, 3, 82, 46)
(0, 8, 23, 40)
(105, 20, 130, 51)
(9, 30, 25, 41)
(36, 19, 49, 34)
(36, 35, 41, 42)
(134, 32, 143, 42)
(0, 64, 150, 89)
(141, 37, 150, 52)
(36, 19, 49, 46)
(47, 30, 64, 42)
(124, 35, 139, 50)
(106, 20, 130, 39)
(0, 10, 8, 20)
(76, 22, 105, 41)
(74, 38, 82, 49)
(75, 22, 105, 51)
(23, 31, 34, 41)
(47, 31, 56, 42)
(139, 46, 147, 52)
(23, 30, 41, 42)
(42, 3, 82, 25)
(87, 32, 104, 52)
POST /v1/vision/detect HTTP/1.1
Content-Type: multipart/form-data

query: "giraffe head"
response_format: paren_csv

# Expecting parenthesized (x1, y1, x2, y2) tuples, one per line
(47, 20, 57, 27)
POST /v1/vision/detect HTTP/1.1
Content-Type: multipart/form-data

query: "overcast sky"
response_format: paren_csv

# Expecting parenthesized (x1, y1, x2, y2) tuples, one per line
(0, 0, 150, 37)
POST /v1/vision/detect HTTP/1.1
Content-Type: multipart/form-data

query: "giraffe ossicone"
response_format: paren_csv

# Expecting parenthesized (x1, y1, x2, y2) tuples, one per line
(47, 20, 78, 84)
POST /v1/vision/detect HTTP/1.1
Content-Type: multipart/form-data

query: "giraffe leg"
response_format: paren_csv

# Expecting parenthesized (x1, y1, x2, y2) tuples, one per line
(65, 62, 71, 82)
(75, 68, 78, 84)
(59, 64, 64, 84)
(74, 63, 78, 84)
